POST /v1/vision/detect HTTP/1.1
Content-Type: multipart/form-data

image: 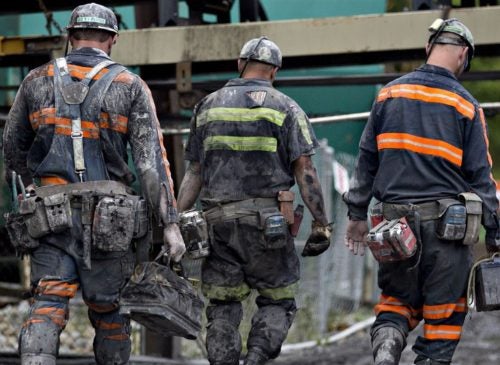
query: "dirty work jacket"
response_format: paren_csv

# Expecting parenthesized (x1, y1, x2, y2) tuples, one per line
(3, 47, 178, 223)
(344, 64, 499, 233)
(185, 78, 318, 208)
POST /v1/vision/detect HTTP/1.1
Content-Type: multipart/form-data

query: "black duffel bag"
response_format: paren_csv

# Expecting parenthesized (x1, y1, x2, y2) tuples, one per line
(119, 261, 204, 339)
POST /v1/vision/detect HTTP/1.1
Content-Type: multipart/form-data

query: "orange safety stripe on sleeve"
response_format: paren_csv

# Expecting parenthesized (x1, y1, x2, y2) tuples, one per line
(94, 320, 123, 330)
(423, 298, 467, 320)
(424, 324, 462, 341)
(141, 80, 177, 208)
(478, 108, 494, 168)
(105, 334, 129, 341)
(377, 84, 475, 120)
(377, 132, 463, 166)
(37, 281, 79, 298)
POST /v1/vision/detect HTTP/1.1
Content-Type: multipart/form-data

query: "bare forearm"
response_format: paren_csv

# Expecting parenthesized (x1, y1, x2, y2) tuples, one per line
(294, 156, 328, 226)
(177, 162, 202, 212)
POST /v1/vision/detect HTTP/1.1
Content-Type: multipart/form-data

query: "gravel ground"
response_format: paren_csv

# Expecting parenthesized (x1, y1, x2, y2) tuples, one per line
(271, 310, 500, 365)
(2, 300, 500, 364)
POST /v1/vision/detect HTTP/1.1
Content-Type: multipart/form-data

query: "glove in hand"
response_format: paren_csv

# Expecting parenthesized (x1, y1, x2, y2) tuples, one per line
(163, 223, 186, 262)
(301, 221, 333, 257)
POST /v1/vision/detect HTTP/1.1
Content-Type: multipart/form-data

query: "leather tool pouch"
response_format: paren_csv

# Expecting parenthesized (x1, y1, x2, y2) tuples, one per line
(436, 199, 466, 241)
(259, 207, 288, 249)
(459, 192, 483, 245)
(93, 195, 135, 252)
(20, 197, 51, 238)
(43, 193, 73, 233)
(4, 211, 40, 252)
(278, 191, 295, 224)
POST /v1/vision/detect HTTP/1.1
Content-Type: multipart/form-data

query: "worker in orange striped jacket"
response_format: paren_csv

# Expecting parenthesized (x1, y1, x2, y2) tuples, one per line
(343, 18, 499, 365)
(3, 3, 185, 365)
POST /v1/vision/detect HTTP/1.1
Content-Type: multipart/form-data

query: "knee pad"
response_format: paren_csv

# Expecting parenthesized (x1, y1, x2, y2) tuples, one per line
(19, 292, 71, 357)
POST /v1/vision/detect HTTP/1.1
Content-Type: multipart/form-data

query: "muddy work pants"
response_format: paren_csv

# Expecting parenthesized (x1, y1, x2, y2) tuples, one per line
(202, 202, 300, 365)
(19, 208, 135, 365)
(372, 218, 471, 364)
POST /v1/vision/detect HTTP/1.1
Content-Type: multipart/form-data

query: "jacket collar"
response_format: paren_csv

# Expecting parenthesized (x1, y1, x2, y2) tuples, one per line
(417, 64, 458, 81)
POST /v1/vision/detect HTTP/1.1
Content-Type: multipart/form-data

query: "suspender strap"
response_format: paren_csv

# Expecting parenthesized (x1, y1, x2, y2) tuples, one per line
(53, 57, 125, 182)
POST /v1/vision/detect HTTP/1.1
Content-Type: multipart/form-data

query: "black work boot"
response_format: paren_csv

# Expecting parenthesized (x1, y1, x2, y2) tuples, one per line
(371, 326, 406, 365)
(244, 349, 269, 365)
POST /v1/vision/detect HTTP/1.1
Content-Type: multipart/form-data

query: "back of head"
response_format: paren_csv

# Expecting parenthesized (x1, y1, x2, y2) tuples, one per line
(427, 18, 474, 71)
(239, 37, 282, 68)
(67, 2, 118, 39)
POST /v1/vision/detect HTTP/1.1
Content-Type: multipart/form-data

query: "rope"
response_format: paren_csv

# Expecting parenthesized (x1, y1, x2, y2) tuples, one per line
(467, 252, 500, 311)
(37, 0, 63, 35)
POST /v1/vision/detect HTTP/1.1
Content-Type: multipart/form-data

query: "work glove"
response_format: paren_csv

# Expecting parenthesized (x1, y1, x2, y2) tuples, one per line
(163, 223, 186, 262)
(344, 219, 369, 256)
(301, 221, 333, 257)
(485, 229, 500, 254)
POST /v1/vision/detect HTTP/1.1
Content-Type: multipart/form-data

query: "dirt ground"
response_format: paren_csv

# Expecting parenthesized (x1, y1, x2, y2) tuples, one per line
(271, 310, 500, 365)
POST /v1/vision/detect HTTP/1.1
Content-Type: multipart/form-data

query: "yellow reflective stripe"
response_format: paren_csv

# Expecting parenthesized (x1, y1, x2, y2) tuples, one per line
(204, 135, 277, 152)
(258, 282, 299, 300)
(197, 107, 286, 127)
(202, 282, 251, 301)
(297, 114, 313, 145)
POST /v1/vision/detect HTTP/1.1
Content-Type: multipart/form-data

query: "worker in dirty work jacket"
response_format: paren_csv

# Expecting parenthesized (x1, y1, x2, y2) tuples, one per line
(343, 18, 499, 365)
(177, 37, 332, 365)
(3, 3, 185, 364)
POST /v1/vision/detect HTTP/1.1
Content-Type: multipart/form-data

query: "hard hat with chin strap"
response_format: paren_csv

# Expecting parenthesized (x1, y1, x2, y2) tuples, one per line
(428, 18, 474, 71)
(239, 37, 282, 68)
(67, 3, 119, 34)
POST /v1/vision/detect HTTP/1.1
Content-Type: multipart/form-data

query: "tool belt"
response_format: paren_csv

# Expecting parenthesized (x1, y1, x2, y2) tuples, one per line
(5, 180, 149, 263)
(203, 196, 289, 250)
(379, 192, 482, 245)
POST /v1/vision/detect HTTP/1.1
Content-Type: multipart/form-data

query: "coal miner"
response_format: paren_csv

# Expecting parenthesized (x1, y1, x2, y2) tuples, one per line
(343, 18, 499, 365)
(177, 37, 333, 365)
(3, 3, 185, 364)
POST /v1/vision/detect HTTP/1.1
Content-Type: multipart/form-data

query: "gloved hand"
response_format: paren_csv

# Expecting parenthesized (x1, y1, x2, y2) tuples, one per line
(301, 221, 333, 257)
(485, 229, 500, 254)
(344, 219, 369, 256)
(163, 223, 186, 262)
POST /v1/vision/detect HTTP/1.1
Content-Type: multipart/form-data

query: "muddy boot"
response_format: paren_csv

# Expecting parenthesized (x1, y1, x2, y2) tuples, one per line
(21, 353, 56, 365)
(244, 349, 269, 365)
(414, 358, 450, 365)
(371, 326, 406, 365)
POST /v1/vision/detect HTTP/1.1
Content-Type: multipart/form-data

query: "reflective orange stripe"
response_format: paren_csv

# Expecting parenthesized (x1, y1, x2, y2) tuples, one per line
(85, 301, 119, 313)
(377, 84, 475, 120)
(94, 320, 123, 330)
(423, 298, 467, 320)
(424, 324, 462, 340)
(22, 318, 44, 327)
(40, 176, 69, 186)
(37, 281, 78, 298)
(375, 295, 421, 329)
(105, 334, 129, 341)
(377, 132, 463, 166)
(29, 108, 128, 136)
(47, 64, 134, 85)
(34, 308, 67, 327)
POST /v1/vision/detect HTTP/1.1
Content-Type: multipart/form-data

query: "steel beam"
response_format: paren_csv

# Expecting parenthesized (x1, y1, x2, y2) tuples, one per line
(112, 6, 500, 66)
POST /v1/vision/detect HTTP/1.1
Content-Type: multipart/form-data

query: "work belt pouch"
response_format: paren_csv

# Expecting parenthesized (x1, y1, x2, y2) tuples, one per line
(19, 197, 51, 238)
(259, 207, 288, 249)
(278, 190, 295, 225)
(436, 199, 466, 241)
(133, 198, 149, 239)
(366, 217, 417, 263)
(4, 211, 40, 252)
(458, 192, 482, 245)
(93, 195, 135, 252)
(43, 193, 72, 233)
